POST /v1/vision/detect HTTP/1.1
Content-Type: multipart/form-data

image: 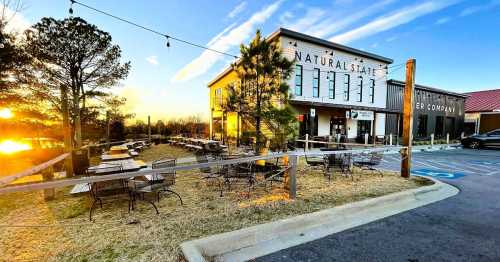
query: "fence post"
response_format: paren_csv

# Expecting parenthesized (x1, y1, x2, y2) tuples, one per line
(285, 154, 297, 199)
(364, 133, 368, 145)
(446, 133, 450, 145)
(389, 133, 393, 146)
(42, 166, 55, 200)
(430, 133, 434, 147)
(305, 134, 309, 151)
(461, 132, 465, 139)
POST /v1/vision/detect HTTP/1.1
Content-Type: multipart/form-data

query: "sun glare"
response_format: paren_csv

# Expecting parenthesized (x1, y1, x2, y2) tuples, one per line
(0, 140, 32, 154)
(0, 108, 13, 119)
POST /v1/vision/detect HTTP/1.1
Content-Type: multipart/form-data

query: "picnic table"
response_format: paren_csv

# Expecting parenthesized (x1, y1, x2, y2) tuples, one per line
(101, 153, 133, 162)
(109, 145, 129, 154)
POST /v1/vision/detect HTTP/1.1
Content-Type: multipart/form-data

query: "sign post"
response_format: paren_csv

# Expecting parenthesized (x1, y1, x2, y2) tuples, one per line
(401, 59, 416, 178)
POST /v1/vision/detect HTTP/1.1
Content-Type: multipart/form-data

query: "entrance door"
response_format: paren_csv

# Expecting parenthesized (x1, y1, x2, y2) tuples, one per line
(330, 116, 346, 137)
(357, 120, 371, 142)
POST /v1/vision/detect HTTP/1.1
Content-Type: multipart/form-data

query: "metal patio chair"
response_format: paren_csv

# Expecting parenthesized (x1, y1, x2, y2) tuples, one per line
(353, 151, 384, 176)
(196, 153, 224, 196)
(131, 158, 183, 205)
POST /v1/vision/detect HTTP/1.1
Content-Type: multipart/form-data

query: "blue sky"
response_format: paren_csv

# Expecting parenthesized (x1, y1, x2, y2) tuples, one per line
(4, 0, 500, 121)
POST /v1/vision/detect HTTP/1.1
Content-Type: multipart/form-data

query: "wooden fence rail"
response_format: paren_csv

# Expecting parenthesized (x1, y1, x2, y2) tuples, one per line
(0, 146, 404, 197)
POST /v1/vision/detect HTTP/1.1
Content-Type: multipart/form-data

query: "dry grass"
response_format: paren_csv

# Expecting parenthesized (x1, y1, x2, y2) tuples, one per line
(0, 147, 432, 262)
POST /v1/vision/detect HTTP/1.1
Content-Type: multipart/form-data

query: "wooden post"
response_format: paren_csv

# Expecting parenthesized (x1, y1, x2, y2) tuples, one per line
(148, 115, 151, 143)
(389, 133, 393, 146)
(430, 133, 434, 147)
(446, 133, 450, 145)
(106, 110, 110, 151)
(285, 154, 297, 199)
(401, 59, 416, 178)
(42, 166, 55, 200)
(305, 133, 309, 151)
(364, 133, 368, 145)
(372, 112, 377, 145)
(60, 85, 74, 177)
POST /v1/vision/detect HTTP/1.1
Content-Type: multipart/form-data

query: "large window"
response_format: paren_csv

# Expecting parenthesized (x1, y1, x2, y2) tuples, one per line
(328, 71, 335, 99)
(357, 76, 363, 102)
(312, 68, 320, 98)
(343, 74, 350, 101)
(369, 79, 375, 103)
(417, 114, 428, 137)
(215, 88, 222, 107)
(294, 65, 303, 96)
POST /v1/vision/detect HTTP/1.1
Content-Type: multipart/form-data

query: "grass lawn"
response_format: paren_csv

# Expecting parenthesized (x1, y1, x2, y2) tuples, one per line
(0, 145, 432, 261)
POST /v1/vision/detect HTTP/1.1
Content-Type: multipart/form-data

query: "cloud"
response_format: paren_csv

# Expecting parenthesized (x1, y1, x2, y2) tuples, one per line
(172, 0, 283, 83)
(146, 56, 159, 65)
(279, 11, 294, 25)
(435, 16, 451, 25)
(227, 1, 247, 19)
(329, 0, 459, 44)
(304, 0, 395, 38)
(459, 0, 500, 17)
(286, 7, 326, 32)
(0, 5, 30, 33)
(385, 35, 398, 42)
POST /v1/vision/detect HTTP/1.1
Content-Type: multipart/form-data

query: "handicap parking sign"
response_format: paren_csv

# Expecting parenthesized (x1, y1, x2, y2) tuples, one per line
(412, 168, 466, 179)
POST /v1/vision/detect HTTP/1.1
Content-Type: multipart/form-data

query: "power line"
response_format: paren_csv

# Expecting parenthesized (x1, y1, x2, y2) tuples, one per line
(69, 0, 239, 59)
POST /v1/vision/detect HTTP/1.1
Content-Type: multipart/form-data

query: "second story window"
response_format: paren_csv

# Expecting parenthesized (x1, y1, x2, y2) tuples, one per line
(295, 65, 303, 96)
(215, 88, 222, 107)
(369, 79, 375, 103)
(328, 71, 335, 99)
(313, 68, 320, 98)
(343, 74, 350, 101)
(357, 76, 363, 102)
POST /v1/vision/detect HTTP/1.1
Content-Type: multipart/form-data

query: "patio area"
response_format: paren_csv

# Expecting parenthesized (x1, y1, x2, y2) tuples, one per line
(0, 143, 431, 261)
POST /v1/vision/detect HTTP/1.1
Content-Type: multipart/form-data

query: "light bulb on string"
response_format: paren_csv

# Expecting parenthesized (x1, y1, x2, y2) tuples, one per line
(69, 0, 74, 15)
(166, 35, 170, 48)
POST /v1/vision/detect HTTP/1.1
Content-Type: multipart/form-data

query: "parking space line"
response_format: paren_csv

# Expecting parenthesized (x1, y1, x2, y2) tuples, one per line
(433, 160, 489, 173)
(424, 160, 478, 175)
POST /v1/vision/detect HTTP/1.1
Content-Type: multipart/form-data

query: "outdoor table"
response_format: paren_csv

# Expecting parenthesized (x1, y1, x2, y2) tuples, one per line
(101, 153, 132, 162)
(109, 145, 129, 154)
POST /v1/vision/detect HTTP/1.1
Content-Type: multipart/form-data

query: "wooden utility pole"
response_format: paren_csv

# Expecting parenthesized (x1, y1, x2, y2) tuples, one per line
(401, 59, 416, 178)
(148, 115, 151, 143)
(60, 85, 74, 177)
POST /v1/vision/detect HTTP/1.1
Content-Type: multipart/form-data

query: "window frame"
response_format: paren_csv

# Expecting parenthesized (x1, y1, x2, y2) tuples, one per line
(357, 76, 363, 102)
(294, 64, 303, 96)
(312, 68, 320, 98)
(369, 79, 375, 103)
(343, 74, 350, 101)
(328, 71, 335, 99)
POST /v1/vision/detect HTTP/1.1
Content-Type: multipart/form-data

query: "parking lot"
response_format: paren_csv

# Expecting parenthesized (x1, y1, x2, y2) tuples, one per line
(258, 148, 500, 262)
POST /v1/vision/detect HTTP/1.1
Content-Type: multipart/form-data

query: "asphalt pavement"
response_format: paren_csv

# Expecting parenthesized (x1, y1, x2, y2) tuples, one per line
(257, 148, 500, 262)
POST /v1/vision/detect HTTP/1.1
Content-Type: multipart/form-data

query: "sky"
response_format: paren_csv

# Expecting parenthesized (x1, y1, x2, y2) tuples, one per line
(3, 0, 500, 122)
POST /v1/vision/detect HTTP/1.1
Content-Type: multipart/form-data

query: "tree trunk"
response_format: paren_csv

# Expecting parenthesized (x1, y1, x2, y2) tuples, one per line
(73, 92, 82, 148)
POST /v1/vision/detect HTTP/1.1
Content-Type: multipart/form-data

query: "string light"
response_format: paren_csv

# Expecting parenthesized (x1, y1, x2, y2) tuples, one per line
(68, 0, 238, 59)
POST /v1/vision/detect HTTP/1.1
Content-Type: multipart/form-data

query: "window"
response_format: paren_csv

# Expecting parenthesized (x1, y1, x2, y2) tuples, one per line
(328, 71, 335, 99)
(343, 74, 350, 101)
(312, 68, 320, 98)
(215, 88, 222, 107)
(369, 79, 375, 103)
(357, 76, 363, 102)
(294, 65, 303, 96)
(417, 114, 428, 137)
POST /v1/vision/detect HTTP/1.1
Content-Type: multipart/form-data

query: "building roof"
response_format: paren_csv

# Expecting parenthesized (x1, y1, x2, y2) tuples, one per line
(208, 28, 393, 87)
(464, 89, 500, 113)
(387, 79, 468, 98)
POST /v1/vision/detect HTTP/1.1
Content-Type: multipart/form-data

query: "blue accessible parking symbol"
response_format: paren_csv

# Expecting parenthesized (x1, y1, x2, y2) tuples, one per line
(412, 168, 466, 179)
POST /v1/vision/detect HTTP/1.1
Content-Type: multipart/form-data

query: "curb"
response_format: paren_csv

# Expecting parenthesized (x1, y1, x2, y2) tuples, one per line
(180, 177, 458, 262)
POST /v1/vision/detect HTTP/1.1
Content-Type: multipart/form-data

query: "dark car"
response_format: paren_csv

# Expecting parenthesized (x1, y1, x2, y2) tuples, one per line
(461, 129, 500, 149)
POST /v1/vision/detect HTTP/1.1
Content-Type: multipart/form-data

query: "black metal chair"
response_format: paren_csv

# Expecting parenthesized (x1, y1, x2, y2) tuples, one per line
(131, 158, 183, 205)
(353, 151, 384, 176)
(303, 147, 324, 168)
(196, 153, 224, 196)
(323, 152, 354, 181)
(222, 159, 256, 193)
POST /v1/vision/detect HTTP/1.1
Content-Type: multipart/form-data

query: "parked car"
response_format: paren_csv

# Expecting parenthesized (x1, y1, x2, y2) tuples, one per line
(461, 129, 500, 149)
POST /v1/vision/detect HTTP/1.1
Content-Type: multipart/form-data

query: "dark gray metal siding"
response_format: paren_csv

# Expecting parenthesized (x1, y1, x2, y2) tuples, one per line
(386, 82, 465, 139)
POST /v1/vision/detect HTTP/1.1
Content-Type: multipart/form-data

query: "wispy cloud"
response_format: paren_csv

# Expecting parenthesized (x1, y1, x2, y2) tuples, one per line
(329, 0, 459, 44)
(286, 7, 325, 32)
(227, 1, 247, 19)
(172, 0, 283, 82)
(305, 0, 395, 38)
(460, 0, 500, 17)
(0, 5, 30, 33)
(146, 55, 159, 65)
(435, 16, 451, 25)
(279, 11, 294, 25)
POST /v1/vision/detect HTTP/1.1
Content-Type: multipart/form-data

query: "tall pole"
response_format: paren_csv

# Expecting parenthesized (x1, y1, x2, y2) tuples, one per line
(106, 110, 110, 150)
(148, 115, 151, 143)
(401, 59, 416, 178)
(60, 85, 74, 177)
